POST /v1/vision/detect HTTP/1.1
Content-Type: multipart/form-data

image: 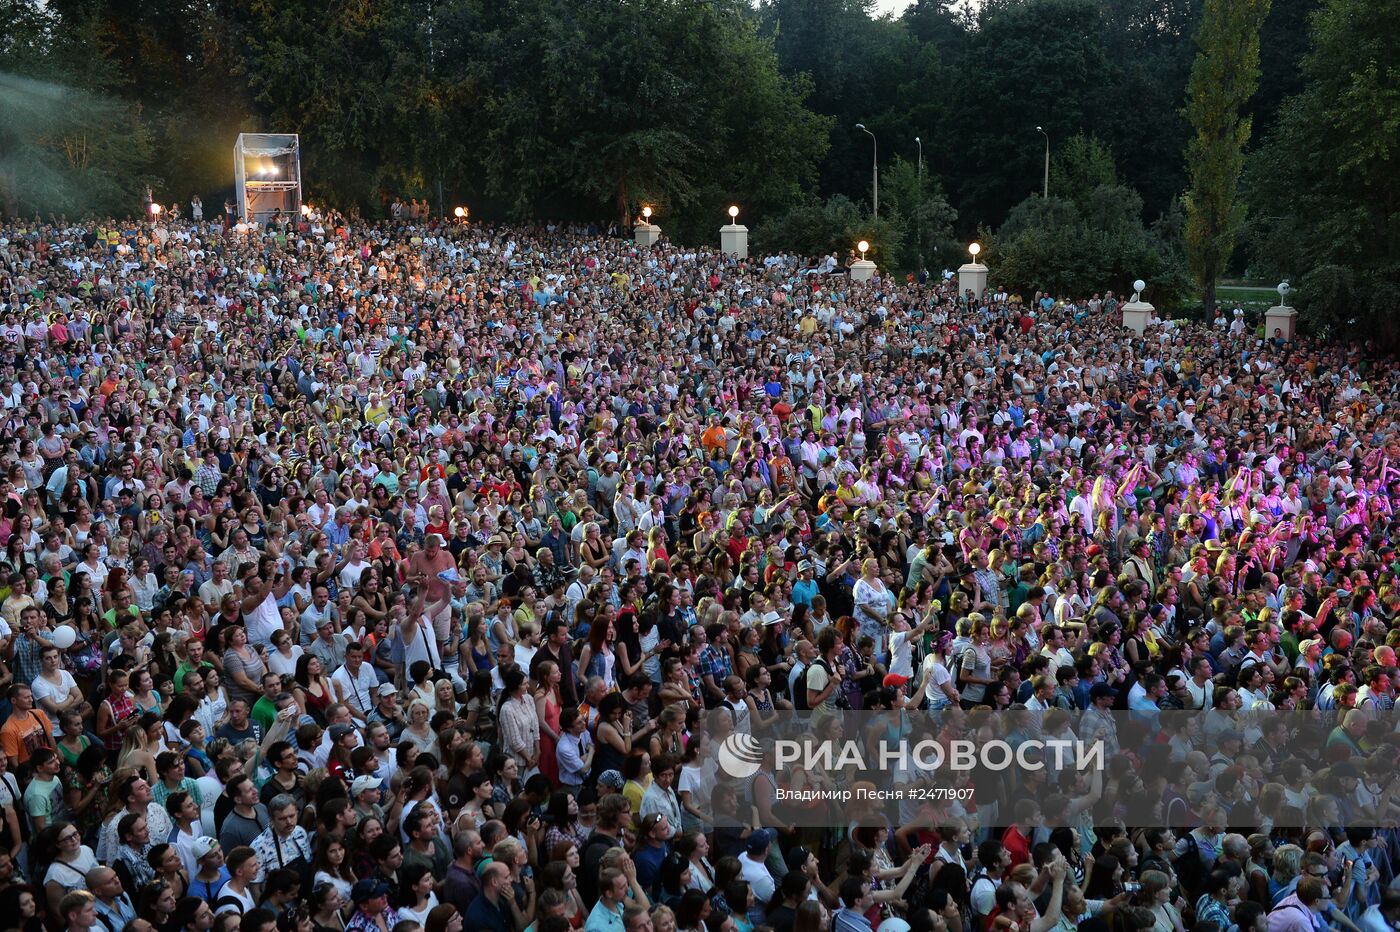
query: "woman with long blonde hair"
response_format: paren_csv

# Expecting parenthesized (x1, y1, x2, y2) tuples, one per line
(116, 718, 159, 782)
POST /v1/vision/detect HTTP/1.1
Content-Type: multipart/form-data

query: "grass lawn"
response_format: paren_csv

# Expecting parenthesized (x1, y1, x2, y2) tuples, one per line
(1216, 284, 1280, 304)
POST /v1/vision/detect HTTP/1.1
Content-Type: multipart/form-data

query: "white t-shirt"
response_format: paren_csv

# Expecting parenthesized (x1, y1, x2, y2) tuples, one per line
(921, 655, 954, 707)
(214, 884, 256, 915)
(889, 630, 915, 678)
(45, 847, 98, 893)
(971, 873, 1000, 919)
(31, 671, 79, 734)
(245, 592, 283, 648)
(331, 662, 380, 718)
(338, 560, 368, 591)
(267, 646, 303, 677)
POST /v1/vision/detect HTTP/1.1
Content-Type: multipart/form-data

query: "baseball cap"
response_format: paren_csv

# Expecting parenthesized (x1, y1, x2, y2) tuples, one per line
(351, 878, 391, 904)
(785, 847, 813, 873)
(191, 836, 219, 859)
(351, 775, 382, 795)
(747, 828, 776, 854)
(329, 723, 356, 742)
(377, 683, 398, 697)
(882, 673, 910, 690)
(1089, 683, 1118, 701)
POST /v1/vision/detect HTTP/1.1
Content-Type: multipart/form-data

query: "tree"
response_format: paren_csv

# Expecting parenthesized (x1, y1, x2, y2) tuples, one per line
(878, 155, 956, 271)
(1182, 0, 1270, 313)
(463, 0, 829, 230)
(0, 7, 157, 217)
(1243, 0, 1400, 343)
(990, 137, 1189, 307)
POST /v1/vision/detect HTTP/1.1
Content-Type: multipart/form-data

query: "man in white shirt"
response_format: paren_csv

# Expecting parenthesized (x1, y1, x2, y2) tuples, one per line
(297, 586, 338, 647)
(887, 612, 933, 679)
(330, 641, 382, 721)
(1038, 625, 1076, 674)
(1183, 656, 1215, 711)
(198, 561, 235, 608)
(737, 830, 777, 910)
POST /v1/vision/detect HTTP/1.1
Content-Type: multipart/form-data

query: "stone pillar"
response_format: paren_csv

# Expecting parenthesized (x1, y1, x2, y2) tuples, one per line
(850, 259, 877, 282)
(1121, 301, 1155, 335)
(957, 262, 988, 298)
(719, 223, 748, 259)
(634, 223, 660, 247)
(1265, 304, 1298, 341)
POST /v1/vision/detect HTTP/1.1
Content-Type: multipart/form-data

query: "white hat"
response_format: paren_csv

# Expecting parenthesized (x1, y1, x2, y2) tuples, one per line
(351, 775, 383, 795)
(191, 836, 219, 859)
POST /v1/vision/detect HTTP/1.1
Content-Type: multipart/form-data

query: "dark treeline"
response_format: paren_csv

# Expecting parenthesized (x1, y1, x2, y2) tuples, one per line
(0, 0, 1394, 336)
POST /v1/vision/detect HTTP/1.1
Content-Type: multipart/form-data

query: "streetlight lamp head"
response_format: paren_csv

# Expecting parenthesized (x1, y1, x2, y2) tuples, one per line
(855, 123, 866, 131)
(968, 242, 981, 259)
(1036, 126, 1043, 132)
(642, 206, 652, 220)
(301, 204, 311, 216)
(149, 203, 161, 216)
(454, 207, 466, 219)
(728, 205, 739, 220)
(857, 240, 869, 254)
(1133, 279, 1146, 295)
(915, 136, 920, 144)
(1278, 281, 1290, 301)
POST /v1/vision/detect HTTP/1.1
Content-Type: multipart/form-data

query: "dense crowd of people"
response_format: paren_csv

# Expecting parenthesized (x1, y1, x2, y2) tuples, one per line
(0, 206, 1395, 932)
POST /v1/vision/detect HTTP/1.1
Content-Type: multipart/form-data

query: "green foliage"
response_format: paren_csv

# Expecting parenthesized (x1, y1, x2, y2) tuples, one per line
(752, 193, 913, 267)
(0, 12, 157, 217)
(460, 0, 830, 231)
(0, 0, 1347, 308)
(1182, 0, 1270, 312)
(873, 155, 957, 270)
(990, 138, 1190, 307)
(1243, 0, 1400, 342)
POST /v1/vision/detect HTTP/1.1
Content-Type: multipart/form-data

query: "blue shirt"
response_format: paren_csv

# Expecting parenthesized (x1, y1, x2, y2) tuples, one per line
(792, 579, 819, 607)
(584, 899, 625, 932)
(634, 841, 669, 894)
(833, 907, 873, 932)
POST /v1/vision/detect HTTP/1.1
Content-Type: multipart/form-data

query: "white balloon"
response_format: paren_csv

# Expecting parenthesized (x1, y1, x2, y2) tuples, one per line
(50, 626, 76, 650)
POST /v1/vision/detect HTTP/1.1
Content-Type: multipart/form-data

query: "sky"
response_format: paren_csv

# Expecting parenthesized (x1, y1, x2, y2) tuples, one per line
(873, 0, 914, 12)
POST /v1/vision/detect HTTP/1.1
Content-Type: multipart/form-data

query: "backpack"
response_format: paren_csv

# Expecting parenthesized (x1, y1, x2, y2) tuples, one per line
(213, 892, 247, 915)
(792, 661, 815, 711)
(793, 658, 833, 711)
(1174, 832, 1207, 897)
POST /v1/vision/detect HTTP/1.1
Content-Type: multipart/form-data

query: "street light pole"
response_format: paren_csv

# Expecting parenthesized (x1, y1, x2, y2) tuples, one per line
(914, 136, 923, 272)
(1036, 125, 1049, 198)
(855, 123, 879, 219)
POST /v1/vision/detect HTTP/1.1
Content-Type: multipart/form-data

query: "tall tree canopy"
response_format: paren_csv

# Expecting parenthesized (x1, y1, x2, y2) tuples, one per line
(1244, 0, 1400, 343)
(1182, 0, 1270, 313)
(0, 0, 1381, 325)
